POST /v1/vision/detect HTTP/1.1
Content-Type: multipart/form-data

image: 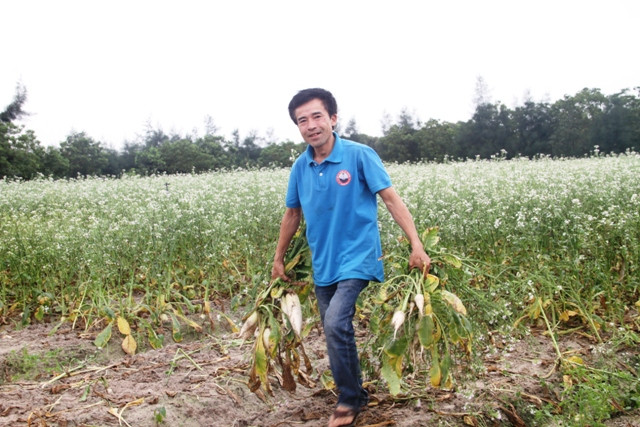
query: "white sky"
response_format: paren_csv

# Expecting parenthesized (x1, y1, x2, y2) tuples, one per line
(2, 0, 639, 150)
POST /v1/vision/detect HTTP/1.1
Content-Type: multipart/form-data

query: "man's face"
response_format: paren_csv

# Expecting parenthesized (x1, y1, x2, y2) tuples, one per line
(294, 98, 337, 150)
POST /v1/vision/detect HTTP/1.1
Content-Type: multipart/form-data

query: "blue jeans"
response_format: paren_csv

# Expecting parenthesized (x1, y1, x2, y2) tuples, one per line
(315, 279, 369, 410)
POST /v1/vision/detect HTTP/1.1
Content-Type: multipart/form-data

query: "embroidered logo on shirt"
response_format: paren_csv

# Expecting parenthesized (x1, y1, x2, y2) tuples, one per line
(336, 170, 352, 186)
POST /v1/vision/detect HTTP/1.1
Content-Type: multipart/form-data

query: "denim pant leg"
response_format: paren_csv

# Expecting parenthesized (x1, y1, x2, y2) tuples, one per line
(315, 279, 369, 410)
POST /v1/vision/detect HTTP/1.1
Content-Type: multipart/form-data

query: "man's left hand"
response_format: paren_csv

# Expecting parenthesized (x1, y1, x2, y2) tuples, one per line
(409, 250, 431, 276)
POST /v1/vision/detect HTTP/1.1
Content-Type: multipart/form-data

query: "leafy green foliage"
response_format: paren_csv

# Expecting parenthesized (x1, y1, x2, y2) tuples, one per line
(361, 227, 474, 393)
(0, 122, 44, 179)
(59, 132, 109, 177)
(0, 347, 91, 384)
(153, 406, 167, 425)
(553, 355, 640, 426)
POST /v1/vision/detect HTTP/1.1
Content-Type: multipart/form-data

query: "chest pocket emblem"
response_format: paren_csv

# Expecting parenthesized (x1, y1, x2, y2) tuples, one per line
(336, 170, 352, 186)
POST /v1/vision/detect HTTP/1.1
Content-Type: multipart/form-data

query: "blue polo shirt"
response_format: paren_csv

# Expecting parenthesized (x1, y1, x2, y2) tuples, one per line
(286, 133, 392, 286)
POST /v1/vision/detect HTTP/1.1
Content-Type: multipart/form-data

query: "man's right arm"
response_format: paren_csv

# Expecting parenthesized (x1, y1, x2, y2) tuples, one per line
(271, 207, 302, 281)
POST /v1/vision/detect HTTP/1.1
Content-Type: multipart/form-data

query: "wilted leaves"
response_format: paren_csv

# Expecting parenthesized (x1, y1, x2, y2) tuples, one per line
(93, 316, 137, 355)
(441, 290, 467, 315)
(121, 334, 137, 355)
(242, 224, 314, 395)
(375, 227, 473, 395)
(117, 316, 131, 335)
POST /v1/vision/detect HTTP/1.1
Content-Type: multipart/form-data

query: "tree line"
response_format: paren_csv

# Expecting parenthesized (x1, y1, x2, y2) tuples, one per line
(2, 84, 639, 180)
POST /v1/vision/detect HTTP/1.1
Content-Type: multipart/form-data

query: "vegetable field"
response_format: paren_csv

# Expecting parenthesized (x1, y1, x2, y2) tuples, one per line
(1, 152, 640, 426)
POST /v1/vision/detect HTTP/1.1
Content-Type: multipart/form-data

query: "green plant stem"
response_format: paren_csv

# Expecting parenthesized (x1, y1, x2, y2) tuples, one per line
(538, 299, 562, 361)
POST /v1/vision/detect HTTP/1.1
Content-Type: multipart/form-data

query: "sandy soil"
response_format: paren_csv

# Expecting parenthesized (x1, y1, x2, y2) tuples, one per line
(1, 312, 639, 427)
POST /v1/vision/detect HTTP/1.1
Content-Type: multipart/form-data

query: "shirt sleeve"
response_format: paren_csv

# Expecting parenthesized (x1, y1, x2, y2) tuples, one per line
(285, 162, 301, 208)
(360, 146, 392, 194)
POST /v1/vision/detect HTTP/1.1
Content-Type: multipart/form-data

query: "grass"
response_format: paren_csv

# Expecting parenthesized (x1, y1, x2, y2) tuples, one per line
(1, 151, 640, 424)
(0, 346, 100, 384)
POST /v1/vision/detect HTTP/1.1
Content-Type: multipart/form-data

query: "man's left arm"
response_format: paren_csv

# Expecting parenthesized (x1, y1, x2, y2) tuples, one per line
(378, 187, 431, 274)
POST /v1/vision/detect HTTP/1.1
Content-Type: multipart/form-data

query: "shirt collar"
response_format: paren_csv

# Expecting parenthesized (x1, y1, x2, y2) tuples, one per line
(305, 132, 343, 165)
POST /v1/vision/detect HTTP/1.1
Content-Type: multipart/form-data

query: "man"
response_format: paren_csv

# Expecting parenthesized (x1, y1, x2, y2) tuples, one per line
(272, 88, 430, 427)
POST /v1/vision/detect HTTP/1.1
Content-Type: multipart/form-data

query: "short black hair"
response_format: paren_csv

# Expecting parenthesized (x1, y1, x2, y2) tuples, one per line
(288, 88, 338, 125)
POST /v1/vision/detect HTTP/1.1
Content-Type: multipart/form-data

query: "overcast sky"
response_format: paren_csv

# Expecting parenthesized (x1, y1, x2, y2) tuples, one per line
(2, 0, 638, 150)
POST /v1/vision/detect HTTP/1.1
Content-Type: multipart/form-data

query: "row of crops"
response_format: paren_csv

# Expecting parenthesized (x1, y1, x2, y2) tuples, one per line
(1, 152, 639, 425)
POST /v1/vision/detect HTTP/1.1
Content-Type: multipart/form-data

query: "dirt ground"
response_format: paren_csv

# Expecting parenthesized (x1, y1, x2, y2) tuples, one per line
(1, 313, 640, 427)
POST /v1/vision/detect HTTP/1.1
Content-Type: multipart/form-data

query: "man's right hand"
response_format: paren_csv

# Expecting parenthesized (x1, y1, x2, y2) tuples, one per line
(271, 260, 290, 282)
(272, 207, 302, 282)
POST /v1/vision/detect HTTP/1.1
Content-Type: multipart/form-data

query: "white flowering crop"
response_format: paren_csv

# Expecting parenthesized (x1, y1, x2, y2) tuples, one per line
(0, 152, 638, 335)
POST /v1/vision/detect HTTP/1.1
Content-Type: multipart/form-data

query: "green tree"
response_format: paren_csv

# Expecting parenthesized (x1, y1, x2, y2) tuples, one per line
(473, 75, 492, 108)
(0, 122, 44, 179)
(258, 141, 305, 167)
(239, 131, 262, 166)
(414, 120, 460, 162)
(456, 102, 515, 159)
(41, 146, 69, 178)
(376, 109, 421, 162)
(340, 118, 378, 148)
(512, 101, 554, 157)
(143, 126, 171, 148)
(159, 139, 214, 174)
(196, 134, 230, 170)
(118, 141, 143, 173)
(549, 88, 607, 157)
(104, 147, 127, 176)
(136, 146, 166, 175)
(224, 129, 242, 167)
(342, 118, 359, 139)
(592, 88, 640, 153)
(59, 132, 109, 177)
(1, 83, 29, 123)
